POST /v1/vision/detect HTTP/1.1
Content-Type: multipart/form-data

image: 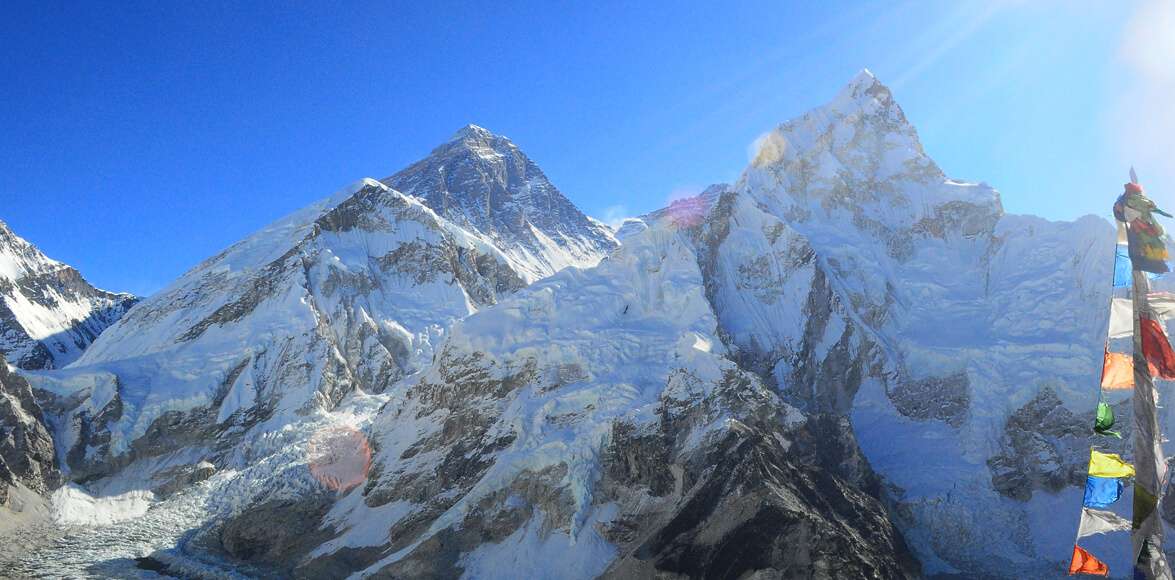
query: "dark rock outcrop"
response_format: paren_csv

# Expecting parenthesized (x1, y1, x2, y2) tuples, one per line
(889, 372, 970, 427)
(219, 497, 335, 571)
(0, 354, 60, 505)
(604, 423, 919, 580)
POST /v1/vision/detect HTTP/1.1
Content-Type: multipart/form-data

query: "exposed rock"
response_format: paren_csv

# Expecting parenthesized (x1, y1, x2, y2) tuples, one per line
(912, 200, 1002, 241)
(219, 496, 335, 573)
(888, 371, 970, 427)
(152, 461, 216, 498)
(604, 425, 919, 580)
(0, 354, 60, 505)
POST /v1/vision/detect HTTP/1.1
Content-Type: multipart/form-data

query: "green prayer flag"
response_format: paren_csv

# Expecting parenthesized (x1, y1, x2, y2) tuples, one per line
(1134, 485, 1158, 530)
(1094, 401, 1121, 438)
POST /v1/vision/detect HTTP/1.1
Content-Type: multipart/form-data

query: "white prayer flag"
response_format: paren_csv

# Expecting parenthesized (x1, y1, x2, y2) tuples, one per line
(1109, 297, 1133, 339)
(1077, 507, 1131, 539)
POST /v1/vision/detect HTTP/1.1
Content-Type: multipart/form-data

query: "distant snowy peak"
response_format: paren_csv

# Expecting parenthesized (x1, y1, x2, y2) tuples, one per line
(0, 220, 136, 369)
(382, 125, 618, 280)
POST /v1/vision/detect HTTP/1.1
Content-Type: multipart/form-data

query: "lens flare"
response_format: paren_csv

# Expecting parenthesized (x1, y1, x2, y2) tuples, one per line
(308, 425, 372, 492)
(665, 196, 708, 229)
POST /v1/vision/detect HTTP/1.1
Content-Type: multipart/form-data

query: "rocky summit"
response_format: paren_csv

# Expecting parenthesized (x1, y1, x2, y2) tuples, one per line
(0, 71, 1136, 579)
(383, 124, 619, 281)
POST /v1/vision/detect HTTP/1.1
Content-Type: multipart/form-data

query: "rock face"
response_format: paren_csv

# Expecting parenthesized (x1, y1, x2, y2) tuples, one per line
(987, 387, 1126, 502)
(0, 353, 60, 506)
(0, 220, 136, 370)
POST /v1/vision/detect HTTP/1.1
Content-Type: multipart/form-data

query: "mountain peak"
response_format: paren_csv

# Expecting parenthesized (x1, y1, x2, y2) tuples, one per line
(381, 125, 618, 279)
(827, 68, 900, 120)
(748, 69, 920, 172)
(451, 123, 495, 142)
(742, 69, 1000, 228)
(839, 68, 879, 96)
(0, 220, 137, 369)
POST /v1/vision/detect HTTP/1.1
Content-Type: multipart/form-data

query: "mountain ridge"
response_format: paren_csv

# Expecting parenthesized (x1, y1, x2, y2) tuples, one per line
(0, 219, 137, 370)
(1, 70, 1138, 579)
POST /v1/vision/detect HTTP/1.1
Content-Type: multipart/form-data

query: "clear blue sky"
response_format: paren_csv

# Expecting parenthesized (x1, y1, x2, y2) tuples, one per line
(2, 0, 1169, 296)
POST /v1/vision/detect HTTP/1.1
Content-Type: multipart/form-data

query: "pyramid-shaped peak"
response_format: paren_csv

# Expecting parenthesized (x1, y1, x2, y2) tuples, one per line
(381, 123, 618, 269)
(847, 68, 878, 90)
(829, 68, 895, 112)
(451, 123, 497, 142)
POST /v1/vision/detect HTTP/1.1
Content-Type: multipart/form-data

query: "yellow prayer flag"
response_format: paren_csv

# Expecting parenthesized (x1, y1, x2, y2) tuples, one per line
(1089, 450, 1135, 479)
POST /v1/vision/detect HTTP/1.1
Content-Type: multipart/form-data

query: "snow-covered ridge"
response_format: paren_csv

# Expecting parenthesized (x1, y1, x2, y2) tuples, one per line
(3, 71, 1133, 579)
(0, 220, 136, 370)
(27, 127, 623, 493)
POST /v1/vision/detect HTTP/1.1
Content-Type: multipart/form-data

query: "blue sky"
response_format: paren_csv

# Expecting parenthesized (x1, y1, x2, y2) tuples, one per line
(2, 0, 1171, 296)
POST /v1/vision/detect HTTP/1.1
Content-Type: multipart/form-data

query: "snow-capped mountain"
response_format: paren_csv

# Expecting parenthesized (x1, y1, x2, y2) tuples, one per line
(301, 72, 1119, 577)
(2, 73, 1138, 578)
(0, 220, 136, 370)
(26, 126, 619, 487)
(301, 68, 1117, 577)
(383, 124, 618, 281)
(727, 70, 1117, 577)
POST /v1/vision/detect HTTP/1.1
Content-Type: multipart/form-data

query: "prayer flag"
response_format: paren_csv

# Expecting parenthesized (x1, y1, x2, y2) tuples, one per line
(1110, 298, 1133, 339)
(1069, 545, 1110, 576)
(1115, 244, 1133, 288)
(1078, 507, 1132, 538)
(1095, 402, 1121, 438)
(1141, 316, 1175, 380)
(1134, 486, 1158, 531)
(1084, 476, 1125, 508)
(1089, 450, 1135, 479)
(1103, 350, 1135, 390)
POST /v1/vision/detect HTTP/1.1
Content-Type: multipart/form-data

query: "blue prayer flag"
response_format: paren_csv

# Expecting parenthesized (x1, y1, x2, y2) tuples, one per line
(1084, 476, 1124, 508)
(1114, 245, 1132, 287)
(1112, 244, 1162, 287)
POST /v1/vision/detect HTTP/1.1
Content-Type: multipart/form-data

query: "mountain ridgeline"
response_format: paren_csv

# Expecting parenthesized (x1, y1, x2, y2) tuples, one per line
(0, 71, 1134, 578)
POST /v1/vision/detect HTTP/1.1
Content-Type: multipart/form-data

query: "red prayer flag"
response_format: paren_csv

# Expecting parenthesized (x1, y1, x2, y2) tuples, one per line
(1141, 316, 1175, 379)
(1068, 545, 1109, 576)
